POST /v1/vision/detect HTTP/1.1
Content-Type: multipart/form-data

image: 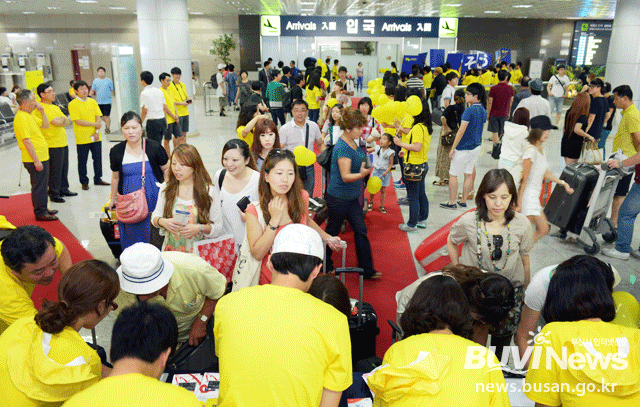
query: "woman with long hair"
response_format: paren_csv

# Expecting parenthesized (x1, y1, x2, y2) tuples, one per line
(250, 118, 281, 171)
(518, 118, 575, 241)
(395, 99, 432, 232)
(0, 260, 120, 406)
(498, 107, 530, 188)
(525, 256, 640, 405)
(325, 108, 379, 279)
(215, 139, 260, 252)
(435, 89, 466, 186)
(368, 275, 509, 406)
(109, 111, 170, 250)
(152, 144, 223, 252)
(305, 73, 323, 123)
(245, 149, 342, 284)
(390, 61, 398, 74)
(321, 103, 344, 146)
(447, 169, 534, 360)
(561, 92, 595, 165)
(358, 97, 383, 147)
(236, 103, 270, 148)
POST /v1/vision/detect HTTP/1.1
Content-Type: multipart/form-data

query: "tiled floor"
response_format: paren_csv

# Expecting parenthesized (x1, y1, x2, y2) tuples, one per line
(1, 94, 638, 357)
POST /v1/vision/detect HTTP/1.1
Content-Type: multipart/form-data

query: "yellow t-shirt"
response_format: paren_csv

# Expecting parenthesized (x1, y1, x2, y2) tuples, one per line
(169, 81, 190, 117)
(214, 284, 352, 406)
(422, 72, 433, 88)
(510, 69, 523, 84)
(0, 238, 64, 335)
(332, 65, 339, 81)
(385, 115, 414, 137)
(68, 97, 102, 145)
(68, 87, 76, 98)
(33, 103, 68, 148)
(115, 251, 226, 343)
(14, 110, 49, 163)
(236, 125, 254, 148)
(492, 73, 500, 85)
(161, 87, 177, 124)
(525, 320, 640, 407)
(368, 333, 510, 407)
(403, 123, 431, 164)
(612, 104, 640, 158)
(305, 86, 323, 110)
(462, 75, 480, 86)
(480, 71, 494, 86)
(0, 316, 101, 406)
(63, 373, 202, 407)
(391, 67, 398, 74)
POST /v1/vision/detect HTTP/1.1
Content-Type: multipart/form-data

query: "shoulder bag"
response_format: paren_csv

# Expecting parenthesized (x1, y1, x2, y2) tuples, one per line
(116, 139, 149, 224)
(317, 124, 334, 171)
(402, 125, 427, 182)
(440, 108, 458, 146)
(232, 201, 265, 291)
(298, 124, 310, 180)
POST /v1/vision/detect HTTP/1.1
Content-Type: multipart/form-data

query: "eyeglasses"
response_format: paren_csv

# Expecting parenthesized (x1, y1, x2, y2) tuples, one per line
(491, 235, 504, 261)
(267, 148, 294, 159)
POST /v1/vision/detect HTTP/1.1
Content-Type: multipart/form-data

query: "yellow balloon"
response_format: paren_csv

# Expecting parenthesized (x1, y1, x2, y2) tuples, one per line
(612, 291, 640, 328)
(377, 94, 389, 106)
(367, 176, 383, 194)
(374, 84, 385, 94)
(406, 95, 422, 116)
(294, 145, 316, 167)
(368, 80, 376, 88)
(375, 78, 383, 86)
(371, 106, 380, 119)
(366, 87, 373, 95)
(327, 98, 337, 108)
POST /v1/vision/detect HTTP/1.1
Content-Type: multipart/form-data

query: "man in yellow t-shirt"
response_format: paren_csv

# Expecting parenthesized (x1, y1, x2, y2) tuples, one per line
(159, 72, 183, 157)
(13, 89, 58, 220)
(332, 59, 340, 81)
(34, 82, 76, 203)
(169, 66, 191, 139)
(68, 80, 109, 191)
(509, 62, 523, 84)
(63, 302, 202, 407)
(422, 66, 433, 89)
(215, 225, 352, 407)
(0, 226, 72, 335)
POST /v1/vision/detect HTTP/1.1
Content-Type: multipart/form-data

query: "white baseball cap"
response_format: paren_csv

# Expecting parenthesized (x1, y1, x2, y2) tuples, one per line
(218, 63, 226, 70)
(272, 224, 324, 260)
(116, 243, 174, 295)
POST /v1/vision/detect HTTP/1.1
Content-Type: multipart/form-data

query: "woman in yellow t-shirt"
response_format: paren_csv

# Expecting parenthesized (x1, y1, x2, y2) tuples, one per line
(236, 103, 270, 148)
(390, 61, 398, 74)
(525, 257, 640, 406)
(394, 99, 432, 233)
(0, 260, 120, 406)
(305, 73, 323, 123)
(368, 275, 510, 406)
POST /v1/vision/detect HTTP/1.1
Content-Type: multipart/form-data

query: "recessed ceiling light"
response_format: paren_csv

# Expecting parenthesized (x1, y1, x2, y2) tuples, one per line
(79, 11, 93, 14)
(23, 11, 35, 14)
(109, 6, 126, 10)
(47, 6, 60, 9)
(76, 0, 98, 3)
(484, 10, 501, 13)
(300, 1, 316, 4)
(189, 11, 204, 15)
(513, 4, 533, 7)
(443, 3, 462, 6)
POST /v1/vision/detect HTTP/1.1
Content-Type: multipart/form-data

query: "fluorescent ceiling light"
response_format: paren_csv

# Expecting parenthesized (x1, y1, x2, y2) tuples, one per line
(300, 1, 316, 4)
(109, 6, 126, 10)
(47, 6, 60, 9)
(79, 11, 93, 14)
(513, 4, 533, 7)
(76, 0, 98, 3)
(484, 10, 501, 13)
(23, 11, 35, 14)
(443, 4, 462, 6)
(189, 11, 204, 15)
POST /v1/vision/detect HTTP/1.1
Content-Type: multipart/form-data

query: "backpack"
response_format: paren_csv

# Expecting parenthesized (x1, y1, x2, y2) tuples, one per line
(210, 74, 219, 90)
(282, 89, 293, 112)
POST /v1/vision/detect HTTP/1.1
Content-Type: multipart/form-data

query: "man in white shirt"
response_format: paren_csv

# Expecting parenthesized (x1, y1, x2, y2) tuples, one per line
(547, 65, 570, 126)
(139, 71, 168, 144)
(338, 67, 355, 97)
(518, 79, 551, 120)
(216, 63, 227, 117)
(279, 100, 325, 196)
(440, 72, 459, 110)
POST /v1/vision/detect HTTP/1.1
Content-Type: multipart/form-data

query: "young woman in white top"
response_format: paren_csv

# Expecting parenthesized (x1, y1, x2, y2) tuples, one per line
(152, 144, 223, 252)
(214, 139, 260, 251)
(497, 107, 530, 189)
(518, 117, 574, 242)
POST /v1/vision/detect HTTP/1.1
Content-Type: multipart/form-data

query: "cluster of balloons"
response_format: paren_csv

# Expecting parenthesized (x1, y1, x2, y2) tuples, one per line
(369, 94, 423, 125)
(293, 145, 317, 167)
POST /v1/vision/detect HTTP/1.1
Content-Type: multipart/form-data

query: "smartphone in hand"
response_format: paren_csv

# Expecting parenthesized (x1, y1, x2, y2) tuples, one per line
(236, 196, 251, 212)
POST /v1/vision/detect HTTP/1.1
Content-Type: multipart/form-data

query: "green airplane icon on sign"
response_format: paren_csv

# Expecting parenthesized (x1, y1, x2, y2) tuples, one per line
(263, 18, 277, 31)
(441, 20, 455, 33)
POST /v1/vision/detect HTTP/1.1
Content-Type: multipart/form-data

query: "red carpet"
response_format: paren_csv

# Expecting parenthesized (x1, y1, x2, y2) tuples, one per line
(312, 163, 417, 358)
(0, 194, 93, 308)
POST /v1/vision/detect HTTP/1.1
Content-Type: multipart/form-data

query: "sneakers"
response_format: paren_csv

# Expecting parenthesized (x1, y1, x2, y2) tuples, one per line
(380, 206, 387, 214)
(397, 197, 410, 205)
(632, 250, 640, 260)
(394, 182, 406, 189)
(440, 202, 457, 209)
(399, 224, 418, 233)
(367, 202, 373, 211)
(457, 201, 467, 208)
(602, 248, 630, 260)
(416, 222, 426, 229)
(393, 179, 403, 185)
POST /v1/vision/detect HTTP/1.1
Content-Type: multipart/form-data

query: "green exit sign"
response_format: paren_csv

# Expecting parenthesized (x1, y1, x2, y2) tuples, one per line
(581, 23, 589, 31)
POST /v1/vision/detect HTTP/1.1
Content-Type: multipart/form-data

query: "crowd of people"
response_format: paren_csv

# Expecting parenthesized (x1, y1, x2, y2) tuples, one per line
(2, 55, 640, 406)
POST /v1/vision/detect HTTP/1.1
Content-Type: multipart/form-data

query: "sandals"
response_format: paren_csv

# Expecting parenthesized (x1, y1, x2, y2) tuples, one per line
(432, 180, 446, 186)
(367, 202, 373, 211)
(380, 206, 387, 213)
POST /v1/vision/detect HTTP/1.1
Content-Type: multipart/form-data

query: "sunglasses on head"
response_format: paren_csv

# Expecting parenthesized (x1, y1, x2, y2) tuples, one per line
(267, 148, 294, 159)
(492, 235, 504, 261)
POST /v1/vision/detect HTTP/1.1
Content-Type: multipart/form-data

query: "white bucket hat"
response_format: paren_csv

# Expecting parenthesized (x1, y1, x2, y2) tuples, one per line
(116, 243, 174, 295)
(272, 224, 324, 260)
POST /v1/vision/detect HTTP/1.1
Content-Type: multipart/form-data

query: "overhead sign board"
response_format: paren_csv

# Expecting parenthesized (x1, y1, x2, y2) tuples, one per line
(439, 18, 458, 38)
(261, 15, 281, 36)
(271, 16, 442, 38)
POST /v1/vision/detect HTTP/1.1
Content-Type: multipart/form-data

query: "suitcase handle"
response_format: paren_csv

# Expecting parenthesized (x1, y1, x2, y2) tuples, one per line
(104, 207, 112, 221)
(336, 267, 365, 326)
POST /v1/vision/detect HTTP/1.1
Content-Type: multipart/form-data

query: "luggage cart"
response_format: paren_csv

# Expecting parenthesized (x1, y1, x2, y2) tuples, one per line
(203, 81, 218, 116)
(554, 165, 624, 254)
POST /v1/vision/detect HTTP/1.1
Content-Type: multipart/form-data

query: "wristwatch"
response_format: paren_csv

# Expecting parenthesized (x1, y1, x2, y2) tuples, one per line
(198, 313, 208, 322)
(268, 223, 278, 231)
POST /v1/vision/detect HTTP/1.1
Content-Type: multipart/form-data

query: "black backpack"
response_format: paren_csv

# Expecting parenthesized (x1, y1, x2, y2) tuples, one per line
(210, 74, 219, 90)
(282, 89, 293, 112)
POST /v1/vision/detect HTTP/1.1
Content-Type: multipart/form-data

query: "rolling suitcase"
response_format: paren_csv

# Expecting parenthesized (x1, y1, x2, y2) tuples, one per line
(337, 267, 380, 366)
(309, 197, 328, 226)
(165, 316, 218, 372)
(544, 163, 599, 234)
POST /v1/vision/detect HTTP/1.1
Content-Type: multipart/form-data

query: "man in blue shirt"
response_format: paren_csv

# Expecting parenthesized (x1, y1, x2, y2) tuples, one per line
(441, 83, 487, 209)
(90, 67, 114, 134)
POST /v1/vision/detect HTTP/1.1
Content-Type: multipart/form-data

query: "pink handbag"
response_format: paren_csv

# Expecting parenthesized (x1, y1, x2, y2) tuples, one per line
(193, 235, 237, 283)
(116, 139, 149, 224)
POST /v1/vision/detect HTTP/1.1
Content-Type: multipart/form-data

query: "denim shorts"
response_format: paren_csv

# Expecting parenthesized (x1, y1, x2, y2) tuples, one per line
(371, 168, 391, 187)
(549, 96, 564, 114)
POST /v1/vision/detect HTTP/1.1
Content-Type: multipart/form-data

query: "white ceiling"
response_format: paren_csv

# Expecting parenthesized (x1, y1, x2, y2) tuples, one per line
(0, 0, 618, 19)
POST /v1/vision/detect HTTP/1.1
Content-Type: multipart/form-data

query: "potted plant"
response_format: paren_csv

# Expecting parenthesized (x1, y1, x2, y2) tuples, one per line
(210, 33, 236, 65)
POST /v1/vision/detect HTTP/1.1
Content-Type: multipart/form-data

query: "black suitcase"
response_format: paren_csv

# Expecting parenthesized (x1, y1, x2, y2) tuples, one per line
(309, 197, 328, 226)
(99, 209, 122, 259)
(165, 316, 218, 372)
(544, 163, 599, 234)
(337, 267, 380, 366)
